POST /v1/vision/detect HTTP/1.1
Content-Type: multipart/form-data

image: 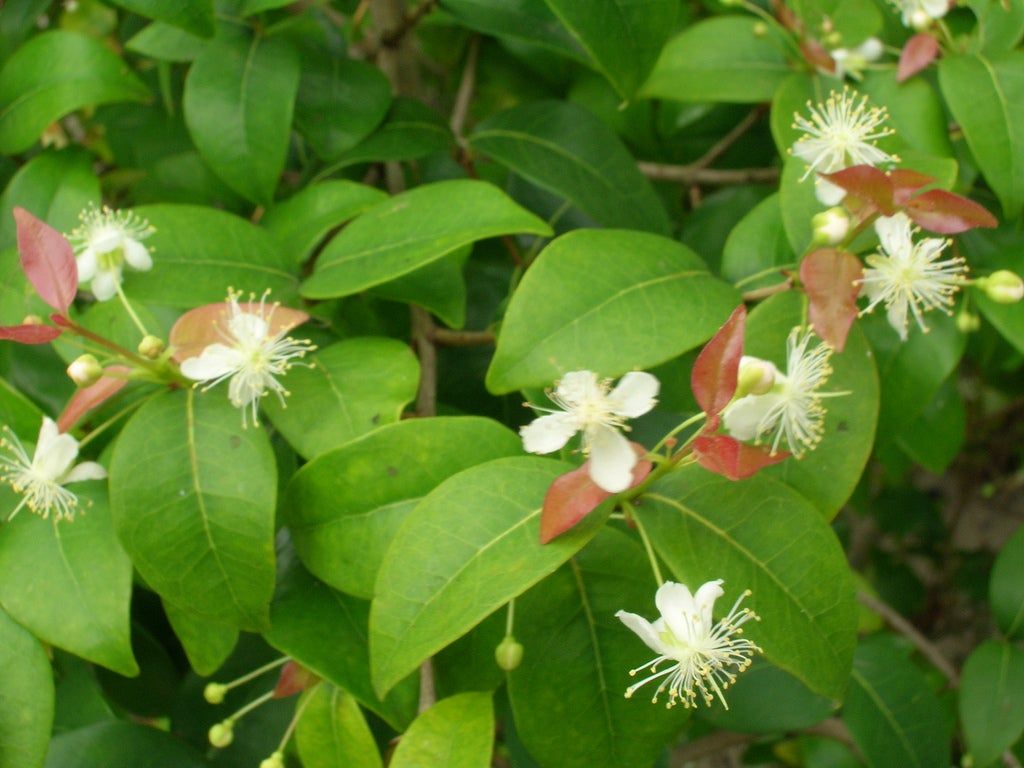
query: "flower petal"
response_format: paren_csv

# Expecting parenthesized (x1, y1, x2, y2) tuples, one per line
(91, 270, 120, 301)
(76, 249, 98, 282)
(519, 412, 577, 454)
(63, 461, 108, 484)
(693, 579, 724, 629)
(554, 370, 601, 408)
(615, 610, 668, 655)
(180, 344, 244, 382)
(609, 371, 660, 418)
(814, 177, 847, 206)
(228, 311, 268, 345)
(35, 417, 60, 455)
(875, 212, 913, 260)
(123, 238, 153, 271)
(722, 392, 784, 441)
(586, 425, 636, 493)
(34, 432, 80, 481)
(655, 581, 696, 642)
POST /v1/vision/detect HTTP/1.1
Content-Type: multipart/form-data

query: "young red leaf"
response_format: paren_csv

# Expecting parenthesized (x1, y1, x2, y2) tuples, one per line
(691, 304, 746, 426)
(692, 434, 789, 481)
(800, 248, 864, 352)
(169, 301, 309, 362)
(897, 34, 940, 83)
(0, 324, 62, 345)
(57, 367, 130, 432)
(904, 189, 999, 234)
(14, 207, 78, 313)
(273, 661, 319, 699)
(890, 169, 937, 205)
(539, 443, 652, 545)
(822, 165, 896, 215)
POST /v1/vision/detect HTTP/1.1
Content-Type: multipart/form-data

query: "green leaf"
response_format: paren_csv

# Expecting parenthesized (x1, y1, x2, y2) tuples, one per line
(301, 179, 550, 299)
(183, 30, 299, 204)
(644, 466, 857, 701)
(744, 292, 879, 518)
(0, 607, 53, 768)
(0, 487, 137, 676)
(962, 228, 1024, 354)
(938, 53, 1024, 219)
(780, 155, 823, 255)
(260, 181, 388, 268)
(43, 721, 207, 768)
(770, 72, 816, 155)
(105, 0, 214, 37)
(389, 692, 494, 768)
(265, 555, 417, 729)
(991, 523, 1024, 639)
(0, 148, 100, 250)
(861, 70, 953, 159)
(163, 601, 238, 676)
(0, 376, 43, 438)
(469, 100, 670, 234)
(263, 338, 420, 460)
(368, 250, 468, 330)
(508, 529, 686, 768)
(641, 17, 792, 104)
(960, 641, 1024, 768)
(967, 0, 1024, 52)
(370, 456, 607, 697)
(486, 229, 741, 394)
(893, 376, 965, 474)
(109, 390, 277, 630)
(443, 0, 586, 62)
(296, 684, 382, 768)
(127, 204, 299, 307)
(126, 22, 208, 62)
(721, 194, 796, 288)
(286, 416, 522, 598)
(843, 636, 952, 768)
(539, 0, 677, 98)
(0, 30, 149, 154)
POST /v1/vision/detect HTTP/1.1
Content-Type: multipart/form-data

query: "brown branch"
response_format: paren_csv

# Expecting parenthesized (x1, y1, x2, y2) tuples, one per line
(857, 591, 959, 684)
(366, 0, 437, 53)
(637, 162, 780, 186)
(449, 35, 480, 140)
(741, 279, 792, 302)
(691, 107, 764, 171)
(430, 328, 495, 346)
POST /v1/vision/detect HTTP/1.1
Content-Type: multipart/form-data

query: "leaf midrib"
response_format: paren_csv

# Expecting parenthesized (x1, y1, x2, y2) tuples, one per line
(850, 667, 921, 767)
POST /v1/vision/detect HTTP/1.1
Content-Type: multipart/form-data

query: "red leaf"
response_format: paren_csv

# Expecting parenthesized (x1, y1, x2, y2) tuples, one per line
(890, 169, 936, 205)
(169, 301, 309, 362)
(14, 207, 78, 313)
(823, 166, 896, 215)
(692, 435, 789, 481)
(904, 189, 999, 234)
(691, 305, 746, 425)
(57, 368, 129, 432)
(897, 34, 940, 83)
(0, 324, 62, 344)
(540, 443, 651, 545)
(800, 249, 864, 352)
(273, 661, 319, 699)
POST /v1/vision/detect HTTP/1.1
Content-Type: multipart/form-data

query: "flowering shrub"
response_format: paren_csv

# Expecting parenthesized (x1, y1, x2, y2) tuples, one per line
(1, 1, 1024, 767)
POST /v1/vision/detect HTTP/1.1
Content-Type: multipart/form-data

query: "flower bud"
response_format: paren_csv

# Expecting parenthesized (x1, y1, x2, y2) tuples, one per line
(824, 31, 842, 46)
(260, 752, 285, 768)
(956, 310, 980, 333)
(910, 8, 931, 29)
(67, 354, 102, 388)
(811, 207, 850, 246)
(138, 334, 165, 359)
(495, 636, 524, 671)
(734, 356, 778, 398)
(21, 314, 44, 326)
(208, 720, 234, 748)
(204, 682, 227, 704)
(977, 270, 1024, 304)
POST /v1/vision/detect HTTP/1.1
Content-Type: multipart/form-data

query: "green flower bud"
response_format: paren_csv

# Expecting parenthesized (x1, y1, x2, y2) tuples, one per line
(495, 636, 524, 671)
(811, 207, 850, 246)
(67, 354, 102, 388)
(138, 334, 166, 359)
(977, 270, 1024, 304)
(21, 314, 44, 326)
(208, 720, 234, 748)
(259, 752, 285, 768)
(734, 356, 778, 399)
(956, 310, 980, 334)
(203, 682, 227, 704)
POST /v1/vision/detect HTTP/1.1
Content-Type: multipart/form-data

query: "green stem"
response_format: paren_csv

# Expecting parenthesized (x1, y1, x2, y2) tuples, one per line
(734, 262, 797, 288)
(77, 391, 160, 450)
(505, 599, 515, 637)
(625, 500, 664, 587)
(221, 656, 289, 692)
(275, 689, 315, 754)
(116, 283, 150, 338)
(226, 690, 276, 724)
(651, 412, 706, 455)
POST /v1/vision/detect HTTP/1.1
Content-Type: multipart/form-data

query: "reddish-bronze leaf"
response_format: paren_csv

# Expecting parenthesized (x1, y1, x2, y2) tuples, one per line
(273, 661, 319, 699)
(890, 169, 936, 205)
(823, 165, 896, 215)
(57, 367, 129, 432)
(540, 443, 651, 545)
(14, 207, 78, 312)
(904, 189, 999, 234)
(692, 434, 789, 481)
(169, 301, 309, 362)
(691, 305, 746, 426)
(0, 324, 62, 345)
(802, 39, 835, 73)
(897, 34, 940, 83)
(800, 249, 863, 352)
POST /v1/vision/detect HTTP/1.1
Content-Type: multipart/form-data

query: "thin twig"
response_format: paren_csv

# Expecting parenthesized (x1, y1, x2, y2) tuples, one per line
(411, 305, 437, 416)
(690, 107, 764, 171)
(857, 591, 958, 684)
(741, 280, 792, 302)
(430, 328, 495, 346)
(418, 657, 437, 714)
(449, 36, 480, 140)
(362, 0, 437, 56)
(637, 163, 780, 186)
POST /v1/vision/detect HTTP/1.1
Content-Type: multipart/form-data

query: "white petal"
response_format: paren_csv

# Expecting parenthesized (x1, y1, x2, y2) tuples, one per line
(554, 370, 601, 408)
(609, 371, 659, 418)
(228, 311, 268, 345)
(89, 226, 122, 254)
(63, 461, 107, 484)
(693, 579, 724, 629)
(886, 300, 910, 340)
(123, 238, 153, 271)
(228, 372, 261, 408)
(587, 425, 635, 493)
(857, 37, 884, 61)
(875, 213, 913, 260)
(34, 432, 80, 481)
(814, 177, 847, 206)
(922, 0, 949, 18)
(722, 393, 783, 441)
(76, 249, 98, 282)
(519, 412, 577, 454)
(35, 417, 60, 455)
(655, 581, 697, 642)
(91, 270, 120, 301)
(180, 344, 244, 382)
(615, 610, 669, 655)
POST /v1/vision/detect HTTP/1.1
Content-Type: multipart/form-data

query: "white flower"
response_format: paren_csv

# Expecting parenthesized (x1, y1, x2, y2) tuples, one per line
(792, 88, 896, 205)
(69, 206, 154, 301)
(616, 580, 760, 709)
(859, 212, 965, 340)
(0, 417, 106, 522)
(829, 37, 883, 81)
(895, 0, 949, 29)
(180, 290, 315, 427)
(520, 370, 659, 493)
(722, 329, 835, 457)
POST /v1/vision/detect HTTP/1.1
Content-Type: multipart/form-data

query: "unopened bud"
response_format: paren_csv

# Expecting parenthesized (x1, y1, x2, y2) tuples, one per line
(752, 21, 767, 36)
(21, 314, 44, 326)
(977, 270, 1024, 304)
(495, 636, 524, 671)
(910, 8, 931, 29)
(260, 752, 285, 768)
(204, 682, 227, 704)
(824, 31, 842, 46)
(208, 720, 234, 748)
(811, 207, 850, 246)
(67, 354, 102, 388)
(735, 356, 778, 398)
(138, 334, 165, 359)
(956, 310, 980, 333)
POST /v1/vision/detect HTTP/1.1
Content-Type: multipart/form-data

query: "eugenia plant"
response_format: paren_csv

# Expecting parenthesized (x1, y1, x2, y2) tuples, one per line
(2, 1, 1024, 767)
